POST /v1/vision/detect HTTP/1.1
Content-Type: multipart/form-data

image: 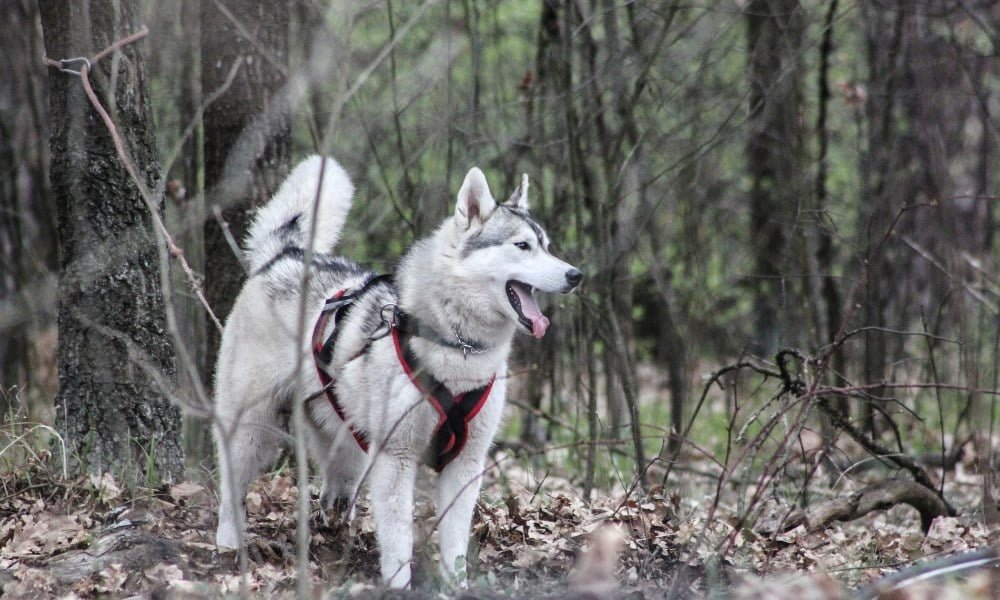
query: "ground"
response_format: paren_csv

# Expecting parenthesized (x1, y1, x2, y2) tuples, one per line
(0, 448, 998, 598)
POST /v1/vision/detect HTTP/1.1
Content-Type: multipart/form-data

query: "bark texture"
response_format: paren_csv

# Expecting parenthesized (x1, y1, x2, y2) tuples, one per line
(39, 1, 183, 480)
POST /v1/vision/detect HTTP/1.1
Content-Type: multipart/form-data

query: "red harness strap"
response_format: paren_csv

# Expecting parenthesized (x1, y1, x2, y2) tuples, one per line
(391, 324, 495, 472)
(312, 291, 494, 472)
(312, 289, 369, 452)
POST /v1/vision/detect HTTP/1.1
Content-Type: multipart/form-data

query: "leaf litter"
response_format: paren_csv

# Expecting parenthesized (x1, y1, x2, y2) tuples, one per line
(0, 448, 997, 598)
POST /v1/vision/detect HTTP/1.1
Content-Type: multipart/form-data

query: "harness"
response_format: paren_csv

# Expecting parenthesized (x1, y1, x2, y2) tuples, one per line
(310, 279, 496, 472)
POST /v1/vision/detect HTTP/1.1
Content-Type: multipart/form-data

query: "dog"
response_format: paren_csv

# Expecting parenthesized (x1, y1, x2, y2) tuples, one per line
(213, 155, 582, 587)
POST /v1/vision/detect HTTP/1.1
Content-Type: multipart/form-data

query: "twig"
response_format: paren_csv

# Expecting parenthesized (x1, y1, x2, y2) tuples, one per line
(506, 397, 574, 432)
(660, 358, 780, 486)
(288, 157, 331, 597)
(830, 326, 957, 347)
(211, 205, 246, 271)
(827, 382, 1000, 397)
(900, 234, 998, 313)
(209, 0, 287, 76)
(91, 25, 150, 63)
(162, 57, 243, 177)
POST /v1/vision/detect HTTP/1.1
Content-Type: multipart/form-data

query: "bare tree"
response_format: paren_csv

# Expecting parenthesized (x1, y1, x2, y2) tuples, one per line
(745, 0, 806, 355)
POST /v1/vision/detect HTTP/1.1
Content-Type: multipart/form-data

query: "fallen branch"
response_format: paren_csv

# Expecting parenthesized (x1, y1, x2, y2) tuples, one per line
(854, 546, 1000, 600)
(44, 526, 180, 585)
(816, 398, 957, 517)
(758, 479, 950, 535)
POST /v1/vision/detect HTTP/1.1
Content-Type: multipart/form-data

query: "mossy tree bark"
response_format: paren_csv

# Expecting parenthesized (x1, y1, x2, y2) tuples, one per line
(39, 1, 183, 481)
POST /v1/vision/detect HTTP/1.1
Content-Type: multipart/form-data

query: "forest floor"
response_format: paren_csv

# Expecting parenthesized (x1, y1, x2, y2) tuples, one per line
(0, 446, 998, 599)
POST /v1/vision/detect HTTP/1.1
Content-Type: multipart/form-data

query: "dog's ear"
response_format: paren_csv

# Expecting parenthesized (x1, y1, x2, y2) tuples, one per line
(506, 174, 530, 211)
(455, 167, 496, 230)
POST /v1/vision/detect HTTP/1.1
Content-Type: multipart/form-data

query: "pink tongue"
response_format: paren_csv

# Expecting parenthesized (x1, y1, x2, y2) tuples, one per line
(532, 315, 550, 339)
(513, 285, 549, 339)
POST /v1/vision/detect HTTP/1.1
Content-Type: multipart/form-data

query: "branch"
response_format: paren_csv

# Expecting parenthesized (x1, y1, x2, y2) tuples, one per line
(854, 546, 1000, 600)
(815, 394, 957, 517)
(758, 479, 950, 535)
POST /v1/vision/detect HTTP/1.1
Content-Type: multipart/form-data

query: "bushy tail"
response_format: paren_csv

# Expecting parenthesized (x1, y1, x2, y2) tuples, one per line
(243, 155, 354, 273)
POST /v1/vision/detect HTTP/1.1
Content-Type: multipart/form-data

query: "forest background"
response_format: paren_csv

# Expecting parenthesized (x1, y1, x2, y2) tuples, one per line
(1, 0, 1000, 596)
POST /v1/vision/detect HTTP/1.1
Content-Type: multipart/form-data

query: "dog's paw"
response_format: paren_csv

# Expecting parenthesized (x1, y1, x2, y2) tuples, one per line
(215, 525, 241, 551)
(314, 496, 356, 535)
(325, 496, 356, 524)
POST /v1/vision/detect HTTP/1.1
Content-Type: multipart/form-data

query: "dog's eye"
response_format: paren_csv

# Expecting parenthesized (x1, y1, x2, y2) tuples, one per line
(514, 241, 531, 251)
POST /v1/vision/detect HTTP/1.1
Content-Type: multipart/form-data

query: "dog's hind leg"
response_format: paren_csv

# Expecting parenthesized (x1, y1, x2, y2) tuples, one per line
(307, 416, 367, 522)
(214, 403, 284, 550)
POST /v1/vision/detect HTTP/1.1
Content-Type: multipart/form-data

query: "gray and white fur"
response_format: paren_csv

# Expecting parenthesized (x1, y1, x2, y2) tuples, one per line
(213, 156, 581, 588)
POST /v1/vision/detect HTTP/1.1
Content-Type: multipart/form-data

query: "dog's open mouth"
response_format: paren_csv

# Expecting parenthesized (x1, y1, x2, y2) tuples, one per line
(506, 280, 549, 339)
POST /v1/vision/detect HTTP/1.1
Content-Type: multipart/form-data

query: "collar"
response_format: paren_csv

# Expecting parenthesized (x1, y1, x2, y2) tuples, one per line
(393, 309, 492, 358)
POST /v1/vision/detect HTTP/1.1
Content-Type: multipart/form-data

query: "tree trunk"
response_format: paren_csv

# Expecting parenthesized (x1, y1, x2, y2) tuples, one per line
(0, 0, 58, 415)
(201, 0, 290, 379)
(858, 2, 906, 433)
(39, 1, 183, 481)
(745, 0, 805, 355)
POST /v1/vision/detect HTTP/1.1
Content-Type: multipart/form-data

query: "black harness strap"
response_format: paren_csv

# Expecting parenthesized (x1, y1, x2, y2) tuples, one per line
(391, 311, 495, 472)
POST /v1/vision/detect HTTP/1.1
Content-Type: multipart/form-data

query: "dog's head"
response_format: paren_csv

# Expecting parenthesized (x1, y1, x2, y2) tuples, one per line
(450, 168, 582, 338)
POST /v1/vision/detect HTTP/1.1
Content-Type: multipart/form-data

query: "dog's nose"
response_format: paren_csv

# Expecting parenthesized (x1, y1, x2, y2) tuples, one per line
(565, 268, 583, 287)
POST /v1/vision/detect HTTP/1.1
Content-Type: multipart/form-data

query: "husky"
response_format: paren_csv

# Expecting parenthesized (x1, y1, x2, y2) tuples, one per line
(213, 155, 582, 587)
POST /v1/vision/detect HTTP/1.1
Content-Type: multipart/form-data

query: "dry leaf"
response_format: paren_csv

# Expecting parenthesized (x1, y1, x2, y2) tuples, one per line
(144, 562, 184, 583)
(2, 514, 88, 558)
(5, 566, 56, 598)
(168, 481, 205, 503)
(95, 563, 126, 594)
(88, 472, 122, 504)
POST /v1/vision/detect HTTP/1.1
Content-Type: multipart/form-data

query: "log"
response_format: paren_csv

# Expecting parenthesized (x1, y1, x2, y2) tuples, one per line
(44, 526, 180, 585)
(758, 479, 950, 535)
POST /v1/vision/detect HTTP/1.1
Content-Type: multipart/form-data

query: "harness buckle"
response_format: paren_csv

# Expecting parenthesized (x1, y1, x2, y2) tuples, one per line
(368, 303, 399, 342)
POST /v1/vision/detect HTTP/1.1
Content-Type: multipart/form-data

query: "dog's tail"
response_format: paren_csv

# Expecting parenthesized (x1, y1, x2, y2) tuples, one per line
(244, 155, 354, 273)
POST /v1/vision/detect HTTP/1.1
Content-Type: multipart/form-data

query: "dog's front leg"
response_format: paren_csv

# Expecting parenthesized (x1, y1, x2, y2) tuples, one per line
(435, 457, 484, 586)
(370, 453, 418, 588)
